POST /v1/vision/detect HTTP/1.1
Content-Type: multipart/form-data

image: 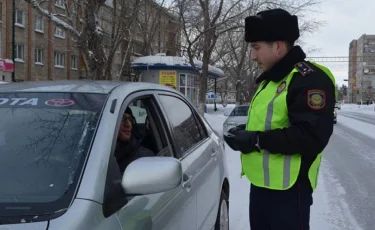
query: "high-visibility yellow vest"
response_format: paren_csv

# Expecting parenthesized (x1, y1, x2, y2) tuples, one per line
(241, 62, 336, 191)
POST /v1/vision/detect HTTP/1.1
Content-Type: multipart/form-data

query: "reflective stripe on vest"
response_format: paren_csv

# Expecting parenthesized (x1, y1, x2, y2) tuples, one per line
(241, 62, 336, 191)
(263, 92, 293, 188)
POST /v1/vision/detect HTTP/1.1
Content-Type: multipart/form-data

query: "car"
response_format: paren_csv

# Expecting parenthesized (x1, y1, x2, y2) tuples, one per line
(0, 81, 8, 84)
(334, 102, 339, 124)
(223, 105, 249, 134)
(0, 80, 230, 230)
(333, 109, 337, 124)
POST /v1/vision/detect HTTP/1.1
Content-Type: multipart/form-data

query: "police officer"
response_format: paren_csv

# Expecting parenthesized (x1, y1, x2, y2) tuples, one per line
(224, 8, 337, 230)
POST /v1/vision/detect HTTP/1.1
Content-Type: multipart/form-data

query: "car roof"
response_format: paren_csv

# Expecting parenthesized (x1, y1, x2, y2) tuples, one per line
(0, 80, 178, 94)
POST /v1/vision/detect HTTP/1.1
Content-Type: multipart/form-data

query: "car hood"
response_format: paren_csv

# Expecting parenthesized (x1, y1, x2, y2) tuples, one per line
(224, 116, 248, 124)
(0, 221, 48, 230)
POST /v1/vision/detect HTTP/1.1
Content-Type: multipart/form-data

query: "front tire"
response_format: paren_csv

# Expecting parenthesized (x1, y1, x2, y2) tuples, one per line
(214, 190, 229, 230)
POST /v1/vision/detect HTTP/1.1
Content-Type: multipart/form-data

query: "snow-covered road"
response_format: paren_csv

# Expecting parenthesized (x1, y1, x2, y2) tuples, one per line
(204, 104, 375, 230)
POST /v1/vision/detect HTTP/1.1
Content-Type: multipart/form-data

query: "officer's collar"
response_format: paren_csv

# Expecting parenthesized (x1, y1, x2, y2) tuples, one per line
(255, 45, 306, 84)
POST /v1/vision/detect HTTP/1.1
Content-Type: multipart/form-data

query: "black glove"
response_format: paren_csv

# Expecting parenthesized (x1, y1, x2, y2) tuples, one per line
(223, 125, 245, 151)
(224, 125, 260, 153)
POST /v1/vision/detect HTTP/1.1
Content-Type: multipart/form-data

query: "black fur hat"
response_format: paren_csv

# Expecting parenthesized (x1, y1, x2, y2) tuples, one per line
(244, 8, 299, 43)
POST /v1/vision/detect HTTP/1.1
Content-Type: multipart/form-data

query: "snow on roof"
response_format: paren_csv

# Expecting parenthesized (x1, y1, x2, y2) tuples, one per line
(132, 53, 225, 78)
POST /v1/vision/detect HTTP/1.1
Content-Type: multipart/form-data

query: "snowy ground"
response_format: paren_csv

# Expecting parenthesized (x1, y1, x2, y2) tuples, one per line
(204, 103, 375, 230)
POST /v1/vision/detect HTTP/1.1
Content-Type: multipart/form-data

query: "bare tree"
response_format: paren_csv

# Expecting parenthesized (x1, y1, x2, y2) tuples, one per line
(117, 0, 178, 81)
(211, 0, 324, 105)
(103, 0, 142, 79)
(174, 0, 250, 114)
(364, 84, 373, 102)
(135, 0, 171, 55)
(25, 0, 141, 80)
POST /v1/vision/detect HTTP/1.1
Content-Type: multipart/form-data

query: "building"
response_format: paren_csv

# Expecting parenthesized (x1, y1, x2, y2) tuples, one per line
(0, 0, 180, 82)
(0, 0, 14, 80)
(348, 40, 357, 103)
(131, 54, 225, 107)
(0, 0, 80, 81)
(348, 34, 375, 103)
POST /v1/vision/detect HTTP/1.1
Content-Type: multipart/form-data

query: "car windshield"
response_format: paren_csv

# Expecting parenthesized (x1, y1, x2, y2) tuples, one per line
(229, 106, 249, 116)
(0, 92, 107, 219)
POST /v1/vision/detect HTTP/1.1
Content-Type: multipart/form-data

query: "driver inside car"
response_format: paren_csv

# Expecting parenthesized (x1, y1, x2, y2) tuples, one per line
(114, 107, 154, 174)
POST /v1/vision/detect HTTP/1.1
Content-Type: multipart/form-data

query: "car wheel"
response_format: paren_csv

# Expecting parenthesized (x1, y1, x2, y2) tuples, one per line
(214, 190, 229, 230)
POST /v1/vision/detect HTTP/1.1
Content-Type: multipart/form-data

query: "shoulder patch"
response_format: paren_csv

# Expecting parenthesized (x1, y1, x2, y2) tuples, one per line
(307, 89, 326, 110)
(295, 62, 314, 76)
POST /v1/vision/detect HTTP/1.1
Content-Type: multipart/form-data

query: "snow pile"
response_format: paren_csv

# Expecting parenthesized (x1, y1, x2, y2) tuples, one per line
(337, 116, 375, 140)
(341, 103, 375, 116)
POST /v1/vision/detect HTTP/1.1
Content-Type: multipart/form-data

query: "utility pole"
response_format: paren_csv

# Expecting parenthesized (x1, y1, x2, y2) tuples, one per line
(214, 78, 217, 111)
(11, 0, 15, 82)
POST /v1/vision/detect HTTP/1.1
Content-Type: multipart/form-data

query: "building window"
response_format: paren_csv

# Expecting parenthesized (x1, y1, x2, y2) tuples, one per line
(15, 45, 24, 61)
(35, 49, 43, 64)
(116, 64, 121, 77)
(55, 0, 65, 8)
(15, 10, 25, 27)
(35, 16, 44, 32)
(54, 26, 65, 39)
(54, 52, 65, 67)
(179, 74, 198, 105)
(102, 32, 111, 46)
(101, 7, 113, 21)
(71, 55, 78, 70)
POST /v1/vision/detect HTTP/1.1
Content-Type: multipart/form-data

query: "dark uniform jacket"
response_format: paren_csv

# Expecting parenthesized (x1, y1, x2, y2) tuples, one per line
(114, 137, 154, 174)
(255, 45, 336, 187)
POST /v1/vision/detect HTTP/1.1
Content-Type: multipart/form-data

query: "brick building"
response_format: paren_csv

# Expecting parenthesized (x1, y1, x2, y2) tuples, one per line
(0, 0, 180, 82)
(348, 34, 375, 103)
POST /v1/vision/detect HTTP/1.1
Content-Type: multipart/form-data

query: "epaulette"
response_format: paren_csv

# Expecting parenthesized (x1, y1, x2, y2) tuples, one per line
(294, 62, 314, 76)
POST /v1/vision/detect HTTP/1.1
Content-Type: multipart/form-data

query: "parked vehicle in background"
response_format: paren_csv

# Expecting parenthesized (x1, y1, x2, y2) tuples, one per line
(223, 105, 249, 134)
(335, 101, 341, 110)
(334, 102, 338, 124)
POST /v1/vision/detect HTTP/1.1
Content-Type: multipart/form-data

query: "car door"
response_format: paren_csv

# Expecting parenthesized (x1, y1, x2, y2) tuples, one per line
(156, 92, 221, 230)
(193, 111, 222, 230)
(111, 91, 196, 230)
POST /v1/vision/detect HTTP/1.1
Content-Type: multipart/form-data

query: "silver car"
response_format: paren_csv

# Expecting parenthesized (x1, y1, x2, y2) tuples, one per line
(0, 81, 230, 230)
(223, 105, 249, 134)
(334, 102, 338, 124)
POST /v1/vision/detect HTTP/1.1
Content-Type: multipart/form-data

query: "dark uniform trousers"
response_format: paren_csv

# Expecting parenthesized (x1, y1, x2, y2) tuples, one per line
(249, 181, 313, 230)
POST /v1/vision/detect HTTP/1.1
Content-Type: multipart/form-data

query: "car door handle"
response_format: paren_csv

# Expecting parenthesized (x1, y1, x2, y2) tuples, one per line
(182, 174, 192, 189)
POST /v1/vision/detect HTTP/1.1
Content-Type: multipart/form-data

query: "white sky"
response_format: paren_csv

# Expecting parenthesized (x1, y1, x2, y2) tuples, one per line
(301, 0, 375, 87)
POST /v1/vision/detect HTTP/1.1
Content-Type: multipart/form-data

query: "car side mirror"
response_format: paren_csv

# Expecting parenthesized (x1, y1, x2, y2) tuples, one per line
(121, 157, 182, 195)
